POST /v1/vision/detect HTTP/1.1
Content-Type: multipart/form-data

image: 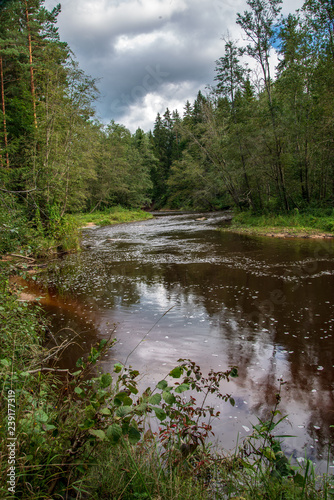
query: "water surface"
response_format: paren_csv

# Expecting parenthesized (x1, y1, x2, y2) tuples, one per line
(36, 213, 334, 468)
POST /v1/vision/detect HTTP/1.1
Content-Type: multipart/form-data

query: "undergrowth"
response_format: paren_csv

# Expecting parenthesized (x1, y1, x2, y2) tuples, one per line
(0, 195, 151, 259)
(0, 266, 333, 499)
(0, 194, 80, 258)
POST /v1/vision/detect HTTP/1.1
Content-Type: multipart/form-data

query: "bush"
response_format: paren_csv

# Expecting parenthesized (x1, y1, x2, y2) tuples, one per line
(0, 195, 34, 255)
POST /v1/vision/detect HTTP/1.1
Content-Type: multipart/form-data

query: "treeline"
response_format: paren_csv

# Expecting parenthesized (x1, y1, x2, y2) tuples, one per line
(1, 0, 333, 240)
(150, 0, 334, 212)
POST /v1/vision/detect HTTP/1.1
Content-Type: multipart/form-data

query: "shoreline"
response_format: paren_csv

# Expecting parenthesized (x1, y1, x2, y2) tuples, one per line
(221, 226, 334, 239)
(221, 211, 334, 240)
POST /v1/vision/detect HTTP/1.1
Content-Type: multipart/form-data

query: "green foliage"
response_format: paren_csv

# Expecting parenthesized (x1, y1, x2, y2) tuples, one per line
(85, 121, 153, 211)
(0, 194, 33, 254)
(226, 209, 334, 235)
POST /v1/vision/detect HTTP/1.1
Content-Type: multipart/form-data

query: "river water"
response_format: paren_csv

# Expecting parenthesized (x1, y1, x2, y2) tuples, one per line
(36, 212, 334, 468)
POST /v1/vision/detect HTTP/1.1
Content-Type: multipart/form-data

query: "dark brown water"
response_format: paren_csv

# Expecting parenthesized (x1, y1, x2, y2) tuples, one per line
(35, 212, 334, 469)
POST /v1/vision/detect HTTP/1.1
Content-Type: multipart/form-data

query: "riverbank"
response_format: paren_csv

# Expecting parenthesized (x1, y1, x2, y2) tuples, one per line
(0, 207, 153, 260)
(222, 210, 334, 238)
(71, 206, 153, 229)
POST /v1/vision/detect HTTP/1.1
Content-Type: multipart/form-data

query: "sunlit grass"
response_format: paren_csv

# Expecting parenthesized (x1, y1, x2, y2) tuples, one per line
(68, 206, 153, 228)
(223, 209, 334, 237)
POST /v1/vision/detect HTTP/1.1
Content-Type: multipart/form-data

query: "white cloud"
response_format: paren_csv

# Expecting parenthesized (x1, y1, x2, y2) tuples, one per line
(119, 81, 202, 131)
(115, 30, 181, 53)
(45, 0, 305, 132)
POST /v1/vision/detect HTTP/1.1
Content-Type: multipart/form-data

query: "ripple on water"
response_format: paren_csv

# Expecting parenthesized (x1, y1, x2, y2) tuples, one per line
(38, 213, 334, 468)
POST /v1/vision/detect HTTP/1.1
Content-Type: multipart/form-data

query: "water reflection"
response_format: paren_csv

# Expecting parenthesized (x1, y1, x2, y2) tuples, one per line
(35, 213, 334, 467)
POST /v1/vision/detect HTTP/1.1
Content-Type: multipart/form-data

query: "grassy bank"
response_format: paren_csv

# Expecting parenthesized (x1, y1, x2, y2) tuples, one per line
(71, 205, 153, 228)
(223, 210, 334, 238)
(0, 205, 153, 259)
(1, 264, 333, 499)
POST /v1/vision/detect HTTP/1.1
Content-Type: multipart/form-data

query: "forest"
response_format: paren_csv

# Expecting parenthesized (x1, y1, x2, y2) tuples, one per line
(0, 0, 334, 252)
(1, 1, 334, 498)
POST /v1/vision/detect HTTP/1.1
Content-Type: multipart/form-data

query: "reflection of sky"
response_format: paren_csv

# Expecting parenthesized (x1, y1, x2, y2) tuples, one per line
(37, 213, 334, 469)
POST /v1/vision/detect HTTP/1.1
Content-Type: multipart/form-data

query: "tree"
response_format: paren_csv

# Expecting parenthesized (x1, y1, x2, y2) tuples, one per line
(237, 0, 290, 210)
(87, 122, 152, 210)
(151, 109, 180, 206)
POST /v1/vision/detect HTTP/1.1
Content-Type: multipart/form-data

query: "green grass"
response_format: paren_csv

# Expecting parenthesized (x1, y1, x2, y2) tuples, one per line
(69, 206, 153, 228)
(85, 435, 333, 500)
(223, 209, 334, 237)
(0, 204, 152, 259)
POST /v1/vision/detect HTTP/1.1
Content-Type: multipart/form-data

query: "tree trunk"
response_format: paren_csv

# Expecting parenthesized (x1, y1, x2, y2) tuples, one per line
(24, 0, 38, 129)
(0, 55, 9, 168)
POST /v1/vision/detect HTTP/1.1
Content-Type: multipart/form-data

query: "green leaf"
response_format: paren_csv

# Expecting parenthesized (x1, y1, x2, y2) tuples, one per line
(122, 396, 133, 406)
(79, 419, 95, 430)
(85, 405, 96, 419)
(35, 410, 48, 423)
(74, 387, 84, 395)
(148, 393, 161, 405)
(116, 406, 133, 418)
(263, 447, 276, 461)
(174, 383, 190, 393)
(134, 402, 148, 414)
(229, 397, 235, 407)
(100, 373, 112, 388)
(114, 363, 123, 373)
(293, 473, 305, 486)
(128, 426, 141, 444)
(45, 424, 56, 431)
(163, 391, 176, 404)
(99, 339, 108, 349)
(76, 357, 84, 368)
(169, 367, 183, 378)
(230, 367, 238, 378)
(89, 429, 106, 440)
(106, 423, 122, 443)
(128, 384, 138, 395)
(100, 407, 111, 416)
(156, 380, 168, 390)
(153, 407, 167, 421)
(115, 391, 132, 402)
(114, 392, 133, 407)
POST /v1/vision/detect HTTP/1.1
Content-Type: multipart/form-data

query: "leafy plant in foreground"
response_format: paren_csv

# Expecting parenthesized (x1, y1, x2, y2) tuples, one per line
(155, 359, 238, 466)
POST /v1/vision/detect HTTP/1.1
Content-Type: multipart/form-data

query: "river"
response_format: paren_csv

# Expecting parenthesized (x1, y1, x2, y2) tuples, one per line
(35, 212, 334, 469)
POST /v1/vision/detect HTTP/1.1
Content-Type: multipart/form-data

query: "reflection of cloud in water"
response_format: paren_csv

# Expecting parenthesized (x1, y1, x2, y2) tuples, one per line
(37, 213, 334, 469)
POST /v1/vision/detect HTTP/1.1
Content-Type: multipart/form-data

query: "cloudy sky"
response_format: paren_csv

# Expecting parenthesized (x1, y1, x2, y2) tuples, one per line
(44, 0, 304, 132)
